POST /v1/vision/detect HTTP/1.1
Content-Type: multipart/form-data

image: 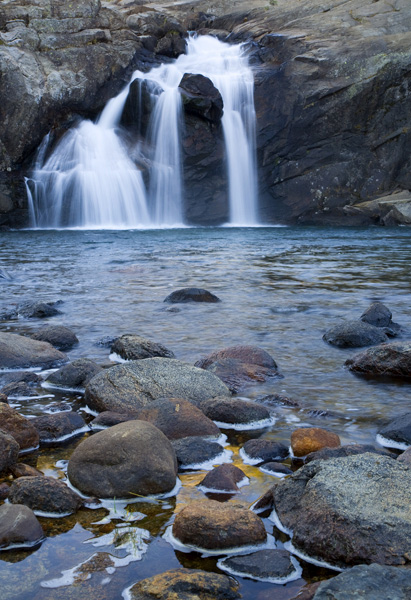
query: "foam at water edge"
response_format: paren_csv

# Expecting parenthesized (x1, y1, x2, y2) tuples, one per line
(213, 415, 276, 431)
(217, 554, 303, 584)
(0, 536, 45, 552)
(284, 540, 345, 572)
(239, 446, 289, 466)
(197, 475, 249, 495)
(42, 381, 86, 394)
(376, 433, 410, 451)
(66, 476, 182, 504)
(268, 505, 293, 536)
(259, 466, 290, 478)
(178, 448, 233, 471)
(108, 352, 128, 363)
(163, 525, 276, 556)
(39, 425, 90, 444)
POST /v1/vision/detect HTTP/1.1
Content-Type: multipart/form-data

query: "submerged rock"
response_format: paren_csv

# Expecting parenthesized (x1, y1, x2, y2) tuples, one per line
(8, 476, 83, 516)
(164, 288, 221, 303)
(198, 463, 247, 493)
(291, 427, 341, 457)
(30, 325, 79, 350)
(272, 453, 411, 568)
(127, 568, 240, 600)
(0, 331, 67, 369)
(172, 499, 266, 551)
(85, 358, 230, 413)
(323, 320, 388, 348)
(0, 503, 44, 550)
(16, 300, 62, 319)
(68, 420, 177, 498)
(47, 358, 102, 388)
(111, 334, 174, 360)
(345, 342, 411, 379)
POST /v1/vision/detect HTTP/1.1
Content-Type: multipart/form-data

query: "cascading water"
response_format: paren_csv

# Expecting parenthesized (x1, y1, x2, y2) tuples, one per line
(27, 35, 258, 229)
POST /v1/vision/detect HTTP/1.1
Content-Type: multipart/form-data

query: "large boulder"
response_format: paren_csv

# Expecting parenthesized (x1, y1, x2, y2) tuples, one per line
(0, 404, 39, 452)
(271, 453, 411, 568)
(172, 499, 267, 551)
(8, 476, 83, 516)
(0, 331, 67, 369)
(0, 503, 44, 550)
(85, 358, 230, 413)
(323, 320, 388, 348)
(111, 334, 174, 360)
(67, 420, 178, 498)
(179, 73, 223, 124)
(345, 342, 411, 379)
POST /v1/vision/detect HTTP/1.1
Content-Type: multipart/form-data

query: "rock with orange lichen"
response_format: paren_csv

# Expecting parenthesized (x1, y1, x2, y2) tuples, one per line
(291, 427, 340, 457)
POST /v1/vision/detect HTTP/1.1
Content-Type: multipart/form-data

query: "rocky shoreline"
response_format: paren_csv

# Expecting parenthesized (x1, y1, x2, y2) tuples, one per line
(1, 0, 411, 227)
(1, 290, 411, 598)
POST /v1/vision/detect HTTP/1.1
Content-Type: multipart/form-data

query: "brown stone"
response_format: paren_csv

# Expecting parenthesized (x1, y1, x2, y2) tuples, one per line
(0, 404, 39, 452)
(10, 463, 44, 478)
(172, 499, 266, 551)
(291, 427, 340, 457)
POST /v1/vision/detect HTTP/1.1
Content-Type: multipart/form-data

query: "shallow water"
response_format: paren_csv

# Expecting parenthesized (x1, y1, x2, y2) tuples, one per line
(0, 226, 410, 599)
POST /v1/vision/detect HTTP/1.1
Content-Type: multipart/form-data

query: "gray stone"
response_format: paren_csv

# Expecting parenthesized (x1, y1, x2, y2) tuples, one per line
(218, 549, 297, 581)
(0, 503, 44, 550)
(164, 288, 221, 303)
(0, 331, 67, 369)
(8, 476, 83, 515)
(242, 439, 289, 464)
(377, 413, 411, 448)
(172, 437, 226, 469)
(30, 325, 79, 350)
(346, 342, 411, 379)
(111, 334, 174, 360)
(323, 320, 388, 348)
(199, 396, 271, 425)
(47, 358, 102, 388)
(199, 463, 247, 493)
(305, 443, 395, 464)
(85, 358, 230, 413)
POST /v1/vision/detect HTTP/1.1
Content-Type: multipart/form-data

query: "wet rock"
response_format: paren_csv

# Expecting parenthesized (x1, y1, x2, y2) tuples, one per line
(260, 462, 293, 477)
(111, 334, 174, 360)
(0, 380, 37, 398)
(323, 320, 388, 348)
(0, 503, 44, 550)
(272, 453, 411, 568)
(0, 404, 39, 452)
(0, 483, 9, 500)
(8, 476, 83, 515)
(68, 420, 177, 498)
(16, 300, 62, 319)
(313, 563, 411, 600)
(0, 371, 41, 387)
(9, 463, 44, 478)
(85, 358, 230, 413)
(179, 73, 223, 124)
(127, 567, 240, 600)
(0, 331, 67, 369)
(30, 325, 79, 350)
(218, 548, 298, 582)
(172, 499, 266, 551)
(172, 437, 227, 469)
(305, 443, 395, 464)
(135, 397, 220, 440)
(397, 446, 411, 465)
(195, 345, 281, 392)
(198, 463, 247, 493)
(377, 413, 411, 449)
(32, 411, 87, 444)
(241, 439, 289, 464)
(257, 394, 301, 408)
(47, 358, 102, 388)
(90, 410, 135, 430)
(291, 427, 340, 457)
(346, 341, 411, 379)
(199, 396, 271, 426)
(0, 392, 8, 404)
(360, 302, 399, 330)
(0, 428, 20, 474)
(164, 288, 221, 303)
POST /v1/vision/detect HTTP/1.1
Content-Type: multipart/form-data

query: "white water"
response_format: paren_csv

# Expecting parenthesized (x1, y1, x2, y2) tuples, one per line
(27, 35, 258, 229)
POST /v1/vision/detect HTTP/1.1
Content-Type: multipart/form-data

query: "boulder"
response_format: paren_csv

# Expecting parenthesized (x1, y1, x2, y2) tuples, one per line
(164, 288, 221, 303)
(32, 411, 87, 444)
(16, 300, 61, 319)
(199, 396, 271, 426)
(195, 345, 281, 392)
(30, 325, 79, 350)
(68, 420, 177, 498)
(0, 428, 20, 474)
(111, 334, 174, 360)
(198, 464, 247, 493)
(360, 302, 398, 330)
(0, 331, 67, 369)
(218, 548, 300, 582)
(85, 358, 230, 413)
(8, 476, 83, 515)
(323, 320, 388, 348)
(345, 342, 411, 379)
(377, 413, 411, 449)
(0, 503, 44, 550)
(241, 439, 289, 464)
(47, 358, 102, 388)
(127, 568, 240, 600)
(291, 427, 341, 457)
(172, 499, 267, 551)
(179, 73, 223, 124)
(0, 404, 39, 452)
(272, 453, 411, 568)
(313, 563, 411, 600)
(172, 437, 228, 469)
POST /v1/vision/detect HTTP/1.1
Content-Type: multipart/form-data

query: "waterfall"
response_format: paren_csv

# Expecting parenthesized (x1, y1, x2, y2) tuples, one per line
(27, 35, 258, 229)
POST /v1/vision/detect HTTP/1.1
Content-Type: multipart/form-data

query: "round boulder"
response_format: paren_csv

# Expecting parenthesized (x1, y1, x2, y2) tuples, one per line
(323, 320, 388, 348)
(241, 439, 289, 464)
(172, 499, 267, 551)
(47, 358, 102, 388)
(68, 420, 177, 498)
(345, 342, 411, 379)
(272, 453, 411, 568)
(0, 503, 44, 550)
(0, 404, 39, 452)
(30, 325, 79, 351)
(85, 358, 230, 413)
(0, 331, 67, 369)
(111, 334, 174, 360)
(8, 476, 83, 516)
(172, 437, 229, 470)
(164, 288, 221, 303)
(291, 427, 341, 457)
(360, 302, 398, 329)
(198, 464, 247, 493)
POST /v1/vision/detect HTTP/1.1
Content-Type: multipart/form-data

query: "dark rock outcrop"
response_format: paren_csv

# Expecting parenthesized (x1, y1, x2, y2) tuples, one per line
(218, 549, 299, 582)
(179, 73, 223, 124)
(377, 413, 411, 449)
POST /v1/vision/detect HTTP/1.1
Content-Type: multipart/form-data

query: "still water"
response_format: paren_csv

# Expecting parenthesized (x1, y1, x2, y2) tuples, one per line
(0, 226, 410, 599)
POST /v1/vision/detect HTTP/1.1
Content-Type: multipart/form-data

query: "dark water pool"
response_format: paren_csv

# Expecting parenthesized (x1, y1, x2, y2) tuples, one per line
(0, 226, 410, 599)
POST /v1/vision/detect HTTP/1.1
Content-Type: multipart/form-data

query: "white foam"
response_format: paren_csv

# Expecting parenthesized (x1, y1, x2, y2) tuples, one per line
(163, 525, 276, 556)
(42, 381, 85, 394)
(268, 506, 293, 536)
(19, 444, 40, 455)
(80, 405, 99, 416)
(33, 509, 74, 518)
(40, 425, 90, 444)
(109, 352, 128, 363)
(376, 433, 410, 451)
(0, 536, 45, 552)
(179, 448, 233, 471)
(213, 415, 276, 431)
(284, 540, 345, 572)
(217, 554, 303, 584)
(239, 447, 289, 466)
(259, 465, 290, 478)
(7, 393, 55, 401)
(67, 476, 182, 504)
